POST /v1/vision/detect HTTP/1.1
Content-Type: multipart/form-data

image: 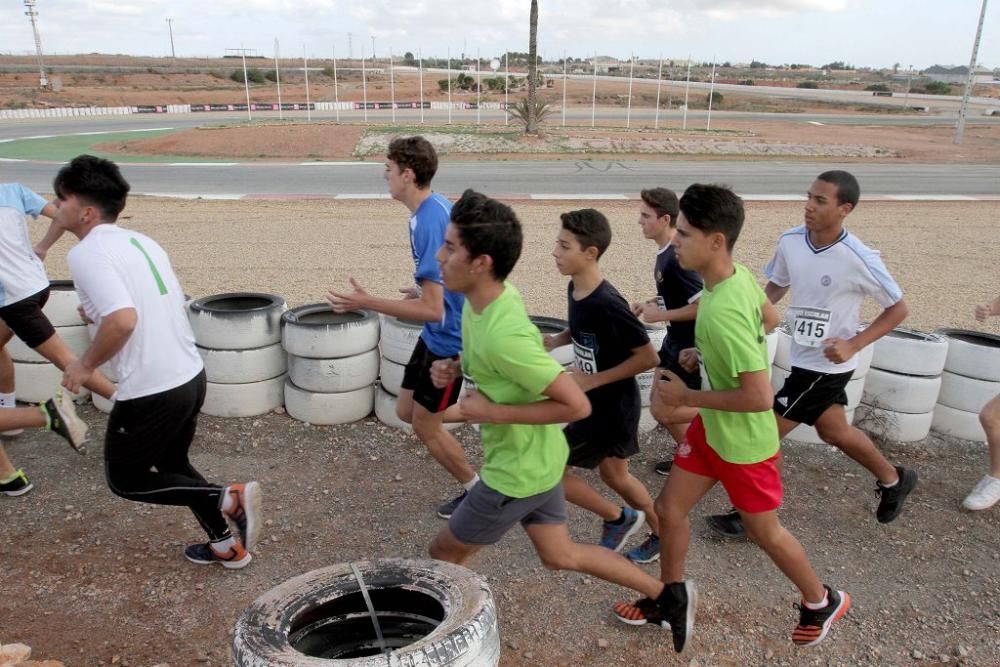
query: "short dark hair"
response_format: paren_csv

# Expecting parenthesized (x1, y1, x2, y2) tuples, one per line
(679, 184, 744, 252)
(560, 208, 611, 259)
(53, 154, 130, 221)
(816, 170, 860, 208)
(640, 187, 679, 224)
(386, 136, 438, 188)
(450, 189, 522, 281)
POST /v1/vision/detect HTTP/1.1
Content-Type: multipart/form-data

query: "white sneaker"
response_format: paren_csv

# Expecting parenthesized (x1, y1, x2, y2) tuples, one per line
(962, 475, 1000, 511)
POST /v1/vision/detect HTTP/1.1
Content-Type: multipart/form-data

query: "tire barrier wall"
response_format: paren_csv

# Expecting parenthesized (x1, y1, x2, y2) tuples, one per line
(929, 330, 1000, 442)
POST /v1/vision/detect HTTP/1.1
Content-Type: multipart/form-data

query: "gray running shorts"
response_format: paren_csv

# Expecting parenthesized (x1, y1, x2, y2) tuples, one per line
(448, 480, 566, 546)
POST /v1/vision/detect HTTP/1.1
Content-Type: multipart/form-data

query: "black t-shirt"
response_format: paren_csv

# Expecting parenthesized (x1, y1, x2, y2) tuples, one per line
(567, 280, 650, 441)
(655, 244, 703, 349)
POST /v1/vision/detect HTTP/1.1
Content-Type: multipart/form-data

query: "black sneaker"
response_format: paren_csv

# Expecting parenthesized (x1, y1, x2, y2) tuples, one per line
(41, 390, 88, 455)
(705, 508, 746, 539)
(792, 585, 850, 647)
(654, 460, 673, 476)
(876, 466, 918, 523)
(0, 469, 33, 497)
(613, 580, 697, 653)
(436, 490, 468, 519)
(184, 541, 252, 570)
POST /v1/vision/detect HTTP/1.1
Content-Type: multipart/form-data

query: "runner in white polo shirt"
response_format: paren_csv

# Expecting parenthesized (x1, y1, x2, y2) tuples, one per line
(55, 155, 263, 569)
(706, 170, 917, 538)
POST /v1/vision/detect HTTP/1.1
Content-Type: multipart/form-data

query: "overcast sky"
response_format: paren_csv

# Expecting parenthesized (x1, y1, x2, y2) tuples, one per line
(1, 1, 996, 70)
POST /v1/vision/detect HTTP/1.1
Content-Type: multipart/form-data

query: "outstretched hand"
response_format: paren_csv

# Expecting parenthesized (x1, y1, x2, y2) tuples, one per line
(327, 277, 370, 313)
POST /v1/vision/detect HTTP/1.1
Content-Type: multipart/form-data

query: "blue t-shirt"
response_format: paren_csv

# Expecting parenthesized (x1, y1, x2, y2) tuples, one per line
(409, 192, 463, 356)
(0, 183, 49, 307)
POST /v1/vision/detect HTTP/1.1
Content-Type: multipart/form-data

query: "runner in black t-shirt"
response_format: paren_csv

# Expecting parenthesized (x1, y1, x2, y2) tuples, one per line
(632, 188, 703, 477)
(546, 209, 662, 562)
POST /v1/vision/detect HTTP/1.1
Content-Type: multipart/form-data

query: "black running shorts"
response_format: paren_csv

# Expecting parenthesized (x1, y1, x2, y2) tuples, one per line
(773, 366, 852, 426)
(0, 288, 56, 348)
(400, 336, 463, 414)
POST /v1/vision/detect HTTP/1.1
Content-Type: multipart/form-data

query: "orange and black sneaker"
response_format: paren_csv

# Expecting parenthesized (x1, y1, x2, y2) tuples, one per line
(614, 580, 696, 653)
(792, 586, 850, 647)
(184, 541, 252, 569)
(223, 481, 262, 550)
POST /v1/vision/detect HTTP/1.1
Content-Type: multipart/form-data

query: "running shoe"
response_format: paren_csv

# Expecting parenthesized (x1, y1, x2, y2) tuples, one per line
(436, 490, 468, 519)
(600, 507, 646, 552)
(626, 533, 661, 564)
(875, 466, 918, 523)
(41, 390, 88, 455)
(705, 508, 746, 539)
(792, 586, 850, 647)
(184, 541, 252, 569)
(614, 580, 697, 653)
(223, 481, 263, 550)
(962, 475, 1000, 511)
(0, 469, 32, 497)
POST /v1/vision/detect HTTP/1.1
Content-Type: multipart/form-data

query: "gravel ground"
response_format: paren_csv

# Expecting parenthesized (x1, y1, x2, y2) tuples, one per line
(2, 197, 999, 666)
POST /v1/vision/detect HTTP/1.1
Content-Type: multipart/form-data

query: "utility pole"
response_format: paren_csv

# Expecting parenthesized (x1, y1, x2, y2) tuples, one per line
(347, 32, 353, 60)
(371, 35, 376, 61)
(22, 0, 48, 89)
(903, 64, 912, 110)
(166, 17, 176, 58)
(955, 0, 990, 145)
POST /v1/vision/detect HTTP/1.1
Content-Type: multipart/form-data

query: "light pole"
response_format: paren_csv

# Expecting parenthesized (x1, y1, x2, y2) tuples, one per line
(903, 65, 912, 110)
(22, 0, 48, 89)
(371, 35, 376, 61)
(955, 0, 990, 145)
(166, 18, 176, 58)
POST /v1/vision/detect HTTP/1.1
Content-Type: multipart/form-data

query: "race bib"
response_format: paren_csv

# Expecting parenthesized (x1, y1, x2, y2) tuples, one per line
(573, 341, 598, 375)
(792, 308, 832, 348)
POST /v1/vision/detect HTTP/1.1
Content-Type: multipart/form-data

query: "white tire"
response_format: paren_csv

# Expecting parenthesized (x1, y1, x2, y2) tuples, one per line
(646, 325, 668, 352)
(937, 329, 1000, 382)
(284, 380, 374, 425)
(856, 404, 933, 443)
(861, 368, 942, 414)
(766, 330, 778, 366)
(189, 292, 286, 351)
(93, 390, 116, 414)
(637, 371, 655, 408)
(202, 374, 286, 418)
(771, 366, 864, 410)
(787, 409, 855, 445)
(774, 327, 792, 371)
(232, 559, 499, 667)
(871, 328, 948, 377)
(931, 402, 987, 442)
(851, 344, 875, 380)
(287, 349, 379, 394)
(380, 316, 424, 365)
(13, 361, 90, 403)
(530, 316, 575, 366)
(639, 407, 659, 433)
(282, 305, 380, 359)
(43, 280, 83, 327)
(379, 356, 406, 396)
(937, 370, 1000, 414)
(7, 324, 90, 363)
(199, 343, 287, 384)
(375, 386, 461, 431)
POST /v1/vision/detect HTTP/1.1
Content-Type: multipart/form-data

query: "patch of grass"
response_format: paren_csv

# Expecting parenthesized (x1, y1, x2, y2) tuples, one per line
(0, 129, 221, 163)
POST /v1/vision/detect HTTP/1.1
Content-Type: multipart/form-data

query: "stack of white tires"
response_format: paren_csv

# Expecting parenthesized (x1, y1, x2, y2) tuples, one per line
(931, 329, 999, 442)
(773, 326, 872, 445)
(10, 280, 90, 403)
(189, 293, 288, 418)
(282, 305, 379, 425)
(857, 328, 948, 443)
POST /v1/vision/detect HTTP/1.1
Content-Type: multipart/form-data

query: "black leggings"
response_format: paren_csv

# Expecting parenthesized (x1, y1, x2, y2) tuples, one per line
(104, 370, 230, 541)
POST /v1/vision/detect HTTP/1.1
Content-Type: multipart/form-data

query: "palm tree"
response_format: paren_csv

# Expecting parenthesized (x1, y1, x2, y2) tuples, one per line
(526, 0, 539, 134)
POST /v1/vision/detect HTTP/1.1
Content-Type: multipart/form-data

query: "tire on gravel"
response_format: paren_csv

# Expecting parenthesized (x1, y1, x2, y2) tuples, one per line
(232, 558, 499, 667)
(530, 315, 574, 366)
(380, 316, 424, 365)
(42, 280, 83, 327)
(931, 403, 987, 442)
(937, 370, 999, 414)
(13, 361, 90, 403)
(283, 305, 380, 359)
(287, 349, 379, 394)
(202, 373, 286, 418)
(937, 329, 1000, 382)
(379, 356, 406, 396)
(870, 328, 948, 377)
(284, 380, 374, 425)
(861, 367, 942, 414)
(787, 409, 856, 445)
(189, 292, 286, 351)
(199, 343, 288, 385)
(7, 324, 90, 363)
(375, 385, 460, 432)
(856, 404, 933, 443)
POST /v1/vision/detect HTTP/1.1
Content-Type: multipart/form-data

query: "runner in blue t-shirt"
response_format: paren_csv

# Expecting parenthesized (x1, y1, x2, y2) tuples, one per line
(329, 137, 474, 518)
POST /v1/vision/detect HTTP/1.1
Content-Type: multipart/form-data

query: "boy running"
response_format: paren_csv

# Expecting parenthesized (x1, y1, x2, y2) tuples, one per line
(545, 208, 662, 562)
(706, 170, 916, 538)
(614, 184, 849, 651)
(56, 155, 262, 569)
(329, 136, 475, 519)
(0, 181, 115, 495)
(632, 187, 703, 476)
(428, 190, 679, 649)
(962, 294, 1000, 510)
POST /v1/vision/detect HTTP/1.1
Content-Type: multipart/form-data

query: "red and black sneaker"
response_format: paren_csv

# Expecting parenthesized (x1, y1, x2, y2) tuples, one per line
(614, 580, 697, 653)
(792, 586, 850, 647)
(223, 481, 262, 550)
(184, 541, 251, 569)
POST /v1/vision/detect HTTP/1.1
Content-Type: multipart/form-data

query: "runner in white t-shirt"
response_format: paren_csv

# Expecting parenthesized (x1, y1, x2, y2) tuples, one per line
(0, 183, 114, 496)
(54, 155, 263, 569)
(707, 171, 917, 539)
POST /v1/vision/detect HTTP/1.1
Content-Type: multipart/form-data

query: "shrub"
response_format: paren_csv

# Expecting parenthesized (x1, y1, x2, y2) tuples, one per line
(230, 68, 266, 84)
(797, 81, 819, 89)
(707, 91, 723, 105)
(740, 79, 755, 86)
(265, 70, 278, 82)
(924, 81, 951, 95)
(507, 98, 552, 128)
(322, 66, 334, 78)
(865, 83, 891, 92)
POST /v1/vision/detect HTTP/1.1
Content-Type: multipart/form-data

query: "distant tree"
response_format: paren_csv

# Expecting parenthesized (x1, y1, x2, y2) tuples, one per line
(923, 81, 952, 95)
(865, 83, 891, 92)
(821, 61, 854, 70)
(526, 0, 539, 134)
(750, 60, 769, 69)
(403, 51, 416, 65)
(893, 62, 900, 74)
(797, 81, 820, 89)
(707, 91, 723, 105)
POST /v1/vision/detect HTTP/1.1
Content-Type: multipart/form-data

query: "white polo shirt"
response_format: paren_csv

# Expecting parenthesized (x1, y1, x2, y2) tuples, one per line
(0, 184, 49, 307)
(765, 225, 903, 374)
(67, 224, 203, 400)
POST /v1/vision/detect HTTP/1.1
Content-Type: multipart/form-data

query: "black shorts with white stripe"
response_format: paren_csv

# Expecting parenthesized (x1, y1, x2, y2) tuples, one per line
(773, 367, 853, 426)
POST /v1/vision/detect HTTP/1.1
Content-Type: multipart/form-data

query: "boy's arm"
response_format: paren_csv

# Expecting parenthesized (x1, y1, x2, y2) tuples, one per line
(975, 296, 1000, 322)
(32, 201, 63, 261)
(328, 277, 445, 322)
(544, 330, 572, 349)
(825, 299, 908, 364)
(761, 299, 780, 334)
(656, 367, 773, 413)
(764, 281, 789, 305)
(572, 342, 659, 392)
(640, 300, 698, 324)
(462, 372, 591, 425)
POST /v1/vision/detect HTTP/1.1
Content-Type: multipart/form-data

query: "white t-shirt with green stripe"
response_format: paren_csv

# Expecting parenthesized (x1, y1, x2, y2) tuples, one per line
(68, 223, 202, 400)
